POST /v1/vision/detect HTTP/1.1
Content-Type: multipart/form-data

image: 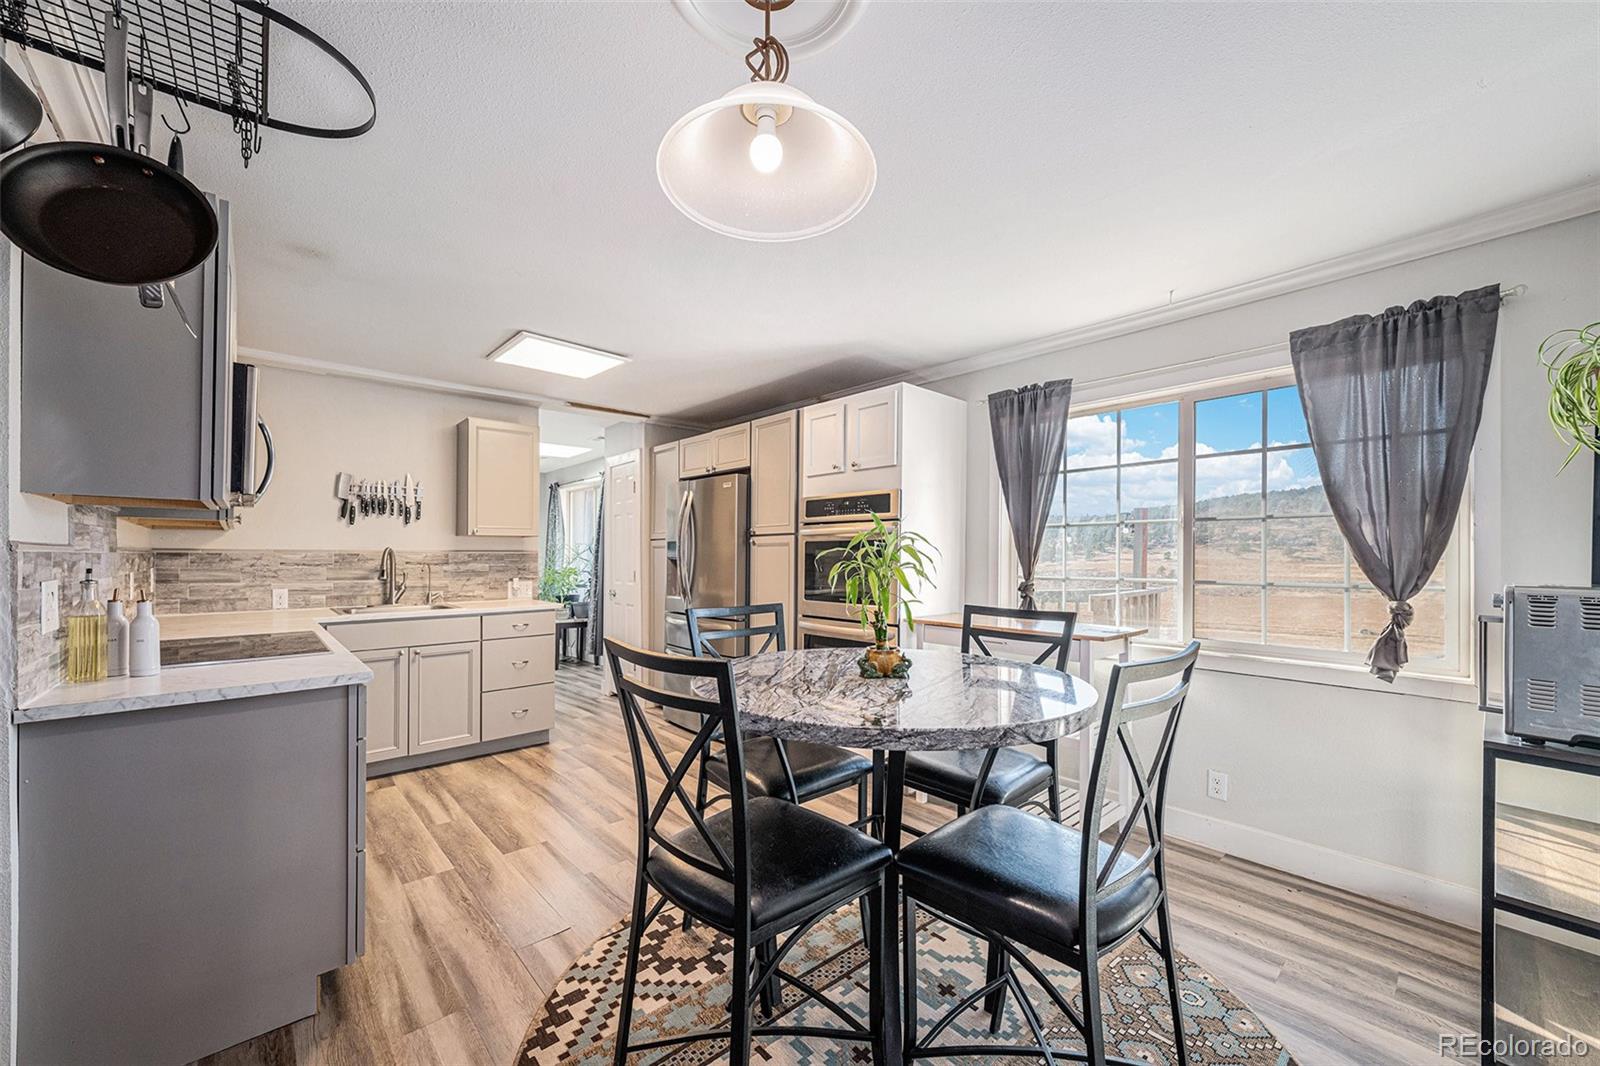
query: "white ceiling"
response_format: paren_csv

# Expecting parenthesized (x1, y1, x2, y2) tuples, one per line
(118, 2, 1600, 423)
(536, 407, 610, 473)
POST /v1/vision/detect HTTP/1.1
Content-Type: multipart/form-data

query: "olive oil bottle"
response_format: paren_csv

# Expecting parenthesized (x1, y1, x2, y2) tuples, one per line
(66, 567, 107, 683)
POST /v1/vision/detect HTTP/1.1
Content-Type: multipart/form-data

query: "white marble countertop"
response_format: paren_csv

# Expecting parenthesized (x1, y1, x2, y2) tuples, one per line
(15, 599, 562, 725)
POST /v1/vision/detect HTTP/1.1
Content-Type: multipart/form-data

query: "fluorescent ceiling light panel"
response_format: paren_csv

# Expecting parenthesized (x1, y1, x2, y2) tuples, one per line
(486, 331, 629, 379)
(540, 442, 592, 459)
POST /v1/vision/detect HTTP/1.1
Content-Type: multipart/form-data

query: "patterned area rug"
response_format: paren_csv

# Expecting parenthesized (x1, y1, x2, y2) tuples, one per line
(517, 907, 1295, 1065)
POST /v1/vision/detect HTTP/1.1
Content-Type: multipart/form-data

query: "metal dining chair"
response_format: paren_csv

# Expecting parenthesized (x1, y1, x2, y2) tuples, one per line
(603, 638, 895, 1066)
(687, 603, 874, 827)
(896, 641, 1202, 1064)
(903, 605, 1078, 827)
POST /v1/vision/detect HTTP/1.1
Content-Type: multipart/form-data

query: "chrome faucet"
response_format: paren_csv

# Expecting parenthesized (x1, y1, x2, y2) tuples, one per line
(379, 547, 408, 604)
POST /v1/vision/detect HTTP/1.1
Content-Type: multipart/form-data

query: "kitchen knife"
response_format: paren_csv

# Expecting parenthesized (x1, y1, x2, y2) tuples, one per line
(335, 472, 352, 521)
(415, 481, 423, 521)
(403, 474, 413, 524)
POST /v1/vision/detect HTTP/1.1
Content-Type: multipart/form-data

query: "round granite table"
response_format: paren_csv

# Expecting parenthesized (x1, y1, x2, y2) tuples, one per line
(696, 644, 1101, 1061)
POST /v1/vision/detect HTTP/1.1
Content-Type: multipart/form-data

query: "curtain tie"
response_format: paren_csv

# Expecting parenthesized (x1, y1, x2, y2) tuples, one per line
(1367, 599, 1415, 683)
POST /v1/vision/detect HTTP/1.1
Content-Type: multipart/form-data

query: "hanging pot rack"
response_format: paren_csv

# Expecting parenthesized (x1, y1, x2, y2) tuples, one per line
(0, 0, 375, 165)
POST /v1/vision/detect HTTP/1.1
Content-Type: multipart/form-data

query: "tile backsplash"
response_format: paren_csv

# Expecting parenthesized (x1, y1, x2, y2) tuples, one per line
(150, 548, 539, 614)
(10, 505, 538, 706)
(13, 508, 154, 705)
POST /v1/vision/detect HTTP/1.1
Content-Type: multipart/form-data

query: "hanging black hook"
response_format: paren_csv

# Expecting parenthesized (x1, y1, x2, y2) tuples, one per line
(162, 92, 191, 135)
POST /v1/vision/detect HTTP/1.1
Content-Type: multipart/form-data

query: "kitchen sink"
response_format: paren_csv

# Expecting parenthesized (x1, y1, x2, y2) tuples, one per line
(330, 603, 455, 616)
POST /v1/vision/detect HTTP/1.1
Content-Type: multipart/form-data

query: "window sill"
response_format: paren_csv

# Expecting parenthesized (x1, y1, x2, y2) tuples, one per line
(1131, 640, 1479, 704)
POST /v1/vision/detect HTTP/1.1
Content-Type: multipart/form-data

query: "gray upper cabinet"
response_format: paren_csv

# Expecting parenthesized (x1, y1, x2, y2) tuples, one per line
(750, 411, 797, 535)
(457, 417, 541, 537)
(408, 641, 481, 754)
(20, 198, 237, 509)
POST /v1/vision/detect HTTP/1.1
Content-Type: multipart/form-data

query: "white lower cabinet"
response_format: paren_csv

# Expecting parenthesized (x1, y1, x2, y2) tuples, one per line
(482, 685, 556, 742)
(409, 641, 481, 755)
(345, 611, 558, 770)
(358, 648, 408, 764)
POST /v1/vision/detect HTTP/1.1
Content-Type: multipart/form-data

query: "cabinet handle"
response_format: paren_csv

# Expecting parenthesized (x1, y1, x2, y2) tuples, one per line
(832, 463, 841, 471)
(850, 460, 859, 468)
(511, 622, 530, 631)
(513, 659, 530, 669)
(511, 708, 529, 718)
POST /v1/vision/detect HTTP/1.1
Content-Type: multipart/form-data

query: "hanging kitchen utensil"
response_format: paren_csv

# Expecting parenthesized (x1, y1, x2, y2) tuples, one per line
(414, 481, 424, 522)
(0, 10, 218, 285)
(403, 474, 414, 525)
(1, 58, 44, 152)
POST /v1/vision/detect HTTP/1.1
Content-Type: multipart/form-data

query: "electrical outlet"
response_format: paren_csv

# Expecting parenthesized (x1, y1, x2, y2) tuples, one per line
(272, 588, 290, 610)
(40, 580, 60, 633)
(1206, 769, 1229, 802)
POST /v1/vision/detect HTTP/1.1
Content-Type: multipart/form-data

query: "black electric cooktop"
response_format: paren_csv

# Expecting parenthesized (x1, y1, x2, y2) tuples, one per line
(160, 632, 330, 667)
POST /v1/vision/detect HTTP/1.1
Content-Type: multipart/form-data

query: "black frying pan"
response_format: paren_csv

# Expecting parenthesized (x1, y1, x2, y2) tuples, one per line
(0, 12, 217, 285)
(1, 140, 217, 284)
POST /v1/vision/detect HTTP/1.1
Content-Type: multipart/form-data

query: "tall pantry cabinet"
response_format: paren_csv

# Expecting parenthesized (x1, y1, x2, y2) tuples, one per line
(649, 410, 797, 649)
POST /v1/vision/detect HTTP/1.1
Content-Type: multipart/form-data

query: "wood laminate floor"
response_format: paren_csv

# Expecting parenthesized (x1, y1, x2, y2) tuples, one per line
(200, 663, 1478, 1066)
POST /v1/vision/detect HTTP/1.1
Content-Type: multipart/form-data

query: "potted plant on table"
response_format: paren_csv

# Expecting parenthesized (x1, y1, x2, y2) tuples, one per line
(1540, 322, 1600, 583)
(819, 513, 939, 679)
(539, 563, 585, 608)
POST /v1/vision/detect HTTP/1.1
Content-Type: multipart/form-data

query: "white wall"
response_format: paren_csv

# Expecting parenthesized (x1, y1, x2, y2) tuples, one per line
(146, 367, 540, 552)
(931, 213, 1600, 924)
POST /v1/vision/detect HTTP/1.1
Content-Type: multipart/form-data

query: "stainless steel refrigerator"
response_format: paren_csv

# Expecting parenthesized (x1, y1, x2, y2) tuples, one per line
(663, 471, 752, 728)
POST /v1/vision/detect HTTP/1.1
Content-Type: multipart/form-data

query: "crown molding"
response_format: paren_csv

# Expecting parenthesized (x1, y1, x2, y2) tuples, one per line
(905, 182, 1600, 389)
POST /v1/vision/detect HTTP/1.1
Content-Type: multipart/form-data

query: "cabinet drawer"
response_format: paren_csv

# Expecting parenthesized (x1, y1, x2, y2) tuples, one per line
(482, 684, 555, 742)
(482, 634, 555, 691)
(483, 610, 555, 641)
(327, 615, 481, 653)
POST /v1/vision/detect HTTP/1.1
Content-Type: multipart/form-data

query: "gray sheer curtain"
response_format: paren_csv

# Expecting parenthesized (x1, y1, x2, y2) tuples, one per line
(988, 379, 1073, 609)
(586, 479, 605, 659)
(1290, 284, 1499, 681)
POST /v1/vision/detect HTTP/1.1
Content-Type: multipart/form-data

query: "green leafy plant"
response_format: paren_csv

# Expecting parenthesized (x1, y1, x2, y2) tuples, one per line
(1541, 322, 1600, 471)
(540, 563, 585, 601)
(817, 514, 939, 647)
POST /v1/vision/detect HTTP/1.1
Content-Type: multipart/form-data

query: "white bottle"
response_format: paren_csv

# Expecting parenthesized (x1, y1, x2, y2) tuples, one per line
(106, 590, 130, 678)
(129, 590, 161, 678)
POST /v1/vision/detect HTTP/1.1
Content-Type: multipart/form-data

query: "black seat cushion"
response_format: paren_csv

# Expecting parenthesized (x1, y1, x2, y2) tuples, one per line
(648, 797, 891, 933)
(904, 746, 1054, 808)
(706, 739, 872, 802)
(896, 805, 1160, 961)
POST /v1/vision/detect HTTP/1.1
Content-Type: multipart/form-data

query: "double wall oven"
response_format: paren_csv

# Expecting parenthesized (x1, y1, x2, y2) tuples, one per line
(797, 489, 900, 650)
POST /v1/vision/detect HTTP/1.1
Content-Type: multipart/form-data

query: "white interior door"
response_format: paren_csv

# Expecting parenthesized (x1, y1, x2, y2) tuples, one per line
(604, 452, 643, 694)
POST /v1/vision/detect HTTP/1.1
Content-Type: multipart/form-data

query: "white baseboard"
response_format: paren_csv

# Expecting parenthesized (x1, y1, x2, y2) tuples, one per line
(1164, 806, 1480, 929)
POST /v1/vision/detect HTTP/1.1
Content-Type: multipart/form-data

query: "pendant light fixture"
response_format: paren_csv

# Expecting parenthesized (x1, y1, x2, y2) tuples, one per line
(657, 0, 876, 242)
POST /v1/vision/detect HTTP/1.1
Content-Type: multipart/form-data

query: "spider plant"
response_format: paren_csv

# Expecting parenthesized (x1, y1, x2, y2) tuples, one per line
(1541, 322, 1600, 471)
(817, 513, 939, 648)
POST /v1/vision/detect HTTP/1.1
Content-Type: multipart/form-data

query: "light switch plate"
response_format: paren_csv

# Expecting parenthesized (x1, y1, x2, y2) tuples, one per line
(272, 588, 290, 610)
(40, 580, 60, 633)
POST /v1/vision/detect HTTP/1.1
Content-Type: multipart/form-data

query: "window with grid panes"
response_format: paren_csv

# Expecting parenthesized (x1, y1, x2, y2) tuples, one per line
(1027, 379, 1461, 668)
